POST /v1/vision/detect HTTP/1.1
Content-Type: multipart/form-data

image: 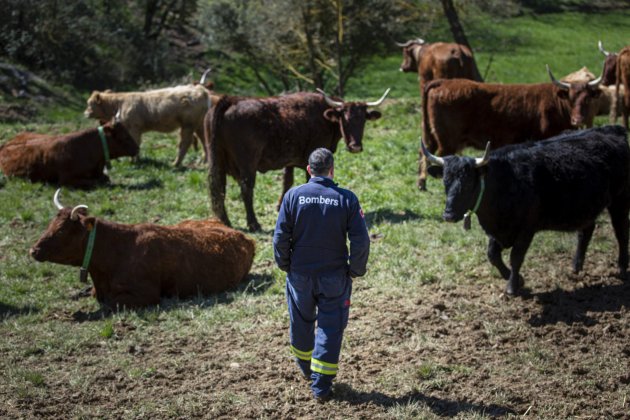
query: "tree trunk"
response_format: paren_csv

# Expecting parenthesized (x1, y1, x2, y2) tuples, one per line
(440, 0, 483, 82)
(440, 0, 470, 50)
(333, 0, 344, 96)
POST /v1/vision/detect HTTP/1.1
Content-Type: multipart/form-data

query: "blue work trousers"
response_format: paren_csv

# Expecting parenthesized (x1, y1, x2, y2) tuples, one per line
(286, 272, 352, 398)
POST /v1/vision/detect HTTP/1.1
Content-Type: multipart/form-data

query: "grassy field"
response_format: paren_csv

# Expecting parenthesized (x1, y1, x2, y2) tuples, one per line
(1, 10, 630, 419)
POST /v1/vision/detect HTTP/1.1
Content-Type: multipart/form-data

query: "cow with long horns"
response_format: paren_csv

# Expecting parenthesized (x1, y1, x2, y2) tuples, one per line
(0, 112, 138, 187)
(206, 88, 389, 231)
(84, 69, 216, 166)
(30, 189, 256, 310)
(417, 65, 604, 190)
(422, 125, 630, 295)
(397, 38, 483, 94)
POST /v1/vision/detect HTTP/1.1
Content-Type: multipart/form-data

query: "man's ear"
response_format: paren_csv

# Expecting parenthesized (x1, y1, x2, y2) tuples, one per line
(367, 110, 382, 120)
(427, 165, 444, 178)
(556, 89, 569, 100)
(323, 108, 342, 122)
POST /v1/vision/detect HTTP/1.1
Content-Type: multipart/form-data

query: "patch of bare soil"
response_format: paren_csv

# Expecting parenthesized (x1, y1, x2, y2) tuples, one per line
(2, 254, 630, 418)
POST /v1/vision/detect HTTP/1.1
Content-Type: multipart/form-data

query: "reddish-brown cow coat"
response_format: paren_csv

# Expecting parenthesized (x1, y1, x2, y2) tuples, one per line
(0, 122, 138, 187)
(206, 91, 382, 231)
(30, 212, 255, 310)
(617, 47, 630, 128)
(399, 41, 483, 94)
(418, 79, 579, 190)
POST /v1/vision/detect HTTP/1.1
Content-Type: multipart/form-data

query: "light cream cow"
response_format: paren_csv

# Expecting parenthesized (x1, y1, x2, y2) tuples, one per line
(85, 70, 215, 166)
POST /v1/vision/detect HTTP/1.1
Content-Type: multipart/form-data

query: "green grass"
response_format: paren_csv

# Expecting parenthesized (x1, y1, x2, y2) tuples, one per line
(1, 9, 630, 418)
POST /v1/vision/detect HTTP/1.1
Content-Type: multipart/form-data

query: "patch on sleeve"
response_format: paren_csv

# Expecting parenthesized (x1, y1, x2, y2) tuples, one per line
(359, 208, 364, 218)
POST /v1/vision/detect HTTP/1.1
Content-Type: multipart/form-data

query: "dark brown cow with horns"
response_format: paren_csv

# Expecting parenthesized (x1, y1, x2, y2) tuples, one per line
(0, 113, 138, 187)
(30, 190, 256, 310)
(417, 65, 604, 190)
(616, 45, 630, 129)
(206, 88, 389, 231)
(397, 38, 483, 94)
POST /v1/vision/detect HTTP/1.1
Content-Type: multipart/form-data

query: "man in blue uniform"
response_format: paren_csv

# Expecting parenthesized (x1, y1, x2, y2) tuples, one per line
(273, 148, 370, 401)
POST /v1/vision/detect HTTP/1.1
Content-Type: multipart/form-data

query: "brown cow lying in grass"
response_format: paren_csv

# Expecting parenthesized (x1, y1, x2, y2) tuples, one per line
(84, 70, 216, 166)
(0, 114, 138, 187)
(30, 190, 256, 310)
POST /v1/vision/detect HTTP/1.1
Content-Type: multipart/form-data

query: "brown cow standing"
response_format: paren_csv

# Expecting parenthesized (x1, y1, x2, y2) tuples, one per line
(206, 88, 389, 231)
(30, 190, 255, 310)
(398, 38, 483, 94)
(617, 46, 630, 128)
(417, 66, 604, 190)
(0, 117, 138, 187)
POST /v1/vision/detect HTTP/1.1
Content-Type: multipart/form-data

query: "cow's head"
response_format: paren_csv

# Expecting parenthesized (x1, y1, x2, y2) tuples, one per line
(422, 139, 490, 222)
(30, 189, 95, 266)
(102, 111, 139, 158)
(548, 64, 603, 127)
(318, 88, 389, 153)
(84, 90, 113, 120)
(599, 41, 618, 86)
(397, 38, 426, 73)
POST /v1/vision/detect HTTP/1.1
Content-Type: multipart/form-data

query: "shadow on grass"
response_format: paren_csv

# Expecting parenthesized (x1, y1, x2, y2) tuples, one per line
(527, 276, 630, 326)
(132, 156, 171, 170)
(0, 302, 39, 319)
(117, 178, 164, 191)
(334, 383, 517, 417)
(70, 273, 275, 322)
(364, 209, 438, 225)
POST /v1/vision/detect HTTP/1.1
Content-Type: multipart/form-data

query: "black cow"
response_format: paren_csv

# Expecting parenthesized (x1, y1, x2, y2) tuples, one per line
(423, 125, 630, 295)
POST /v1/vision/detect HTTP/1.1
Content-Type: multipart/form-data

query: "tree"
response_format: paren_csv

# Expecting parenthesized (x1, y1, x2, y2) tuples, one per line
(200, 0, 415, 95)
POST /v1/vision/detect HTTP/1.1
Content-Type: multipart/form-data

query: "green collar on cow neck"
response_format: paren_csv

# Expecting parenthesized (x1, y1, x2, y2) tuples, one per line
(79, 222, 97, 283)
(463, 176, 485, 231)
(97, 126, 111, 169)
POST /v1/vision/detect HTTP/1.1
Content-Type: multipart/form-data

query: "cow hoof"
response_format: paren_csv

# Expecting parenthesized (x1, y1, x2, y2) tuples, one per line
(248, 222, 262, 232)
(417, 182, 427, 192)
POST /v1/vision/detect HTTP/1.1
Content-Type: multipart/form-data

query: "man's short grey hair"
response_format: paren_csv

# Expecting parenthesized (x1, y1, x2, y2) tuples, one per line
(308, 148, 334, 176)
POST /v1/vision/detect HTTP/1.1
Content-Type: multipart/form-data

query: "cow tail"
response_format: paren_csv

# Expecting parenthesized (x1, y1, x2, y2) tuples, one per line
(206, 95, 233, 223)
(422, 80, 442, 154)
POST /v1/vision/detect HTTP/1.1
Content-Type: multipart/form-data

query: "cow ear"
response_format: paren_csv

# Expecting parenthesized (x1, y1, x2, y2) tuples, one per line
(367, 110, 382, 120)
(94, 92, 102, 103)
(427, 165, 443, 178)
(556, 89, 569, 99)
(323, 108, 342, 122)
(80, 216, 96, 231)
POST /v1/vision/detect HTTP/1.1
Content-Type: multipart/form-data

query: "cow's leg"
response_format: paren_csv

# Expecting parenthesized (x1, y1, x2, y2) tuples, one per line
(174, 127, 194, 167)
(195, 126, 208, 163)
(507, 233, 534, 295)
(277, 166, 294, 211)
(608, 201, 630, 279)
(129, 128, 143, 162)
(572, 222, 595, 274)
(487, 237, 511, 280)
(239, 171, 261, 232)
(417, 147, 428, 191)
(208, 159, 231, 227)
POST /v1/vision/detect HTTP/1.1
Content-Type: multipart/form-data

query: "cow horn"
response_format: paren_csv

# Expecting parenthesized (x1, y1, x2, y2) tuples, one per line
(114, 109, 121, 122)
(70, 205, 88, 221)
(474, 142, 491, 168)
(396, 38, 425, 47)
(366, 88, 391, 107)
(587, 65, 604, 87)
(316, 88, 344, 107)
(53, 188, 64, 210)
(420, 137, 444, 166)
(546, 64, 570, 89)
(598, 40, 610, 57)
(200, 67, 212, 85)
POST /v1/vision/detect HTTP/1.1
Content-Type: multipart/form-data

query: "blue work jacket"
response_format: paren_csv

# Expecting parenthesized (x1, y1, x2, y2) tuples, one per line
(273, 176, 370, 278)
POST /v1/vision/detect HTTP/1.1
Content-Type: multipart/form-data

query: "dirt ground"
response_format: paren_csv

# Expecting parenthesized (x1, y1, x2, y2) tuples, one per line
(1, 253, 629, 419)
